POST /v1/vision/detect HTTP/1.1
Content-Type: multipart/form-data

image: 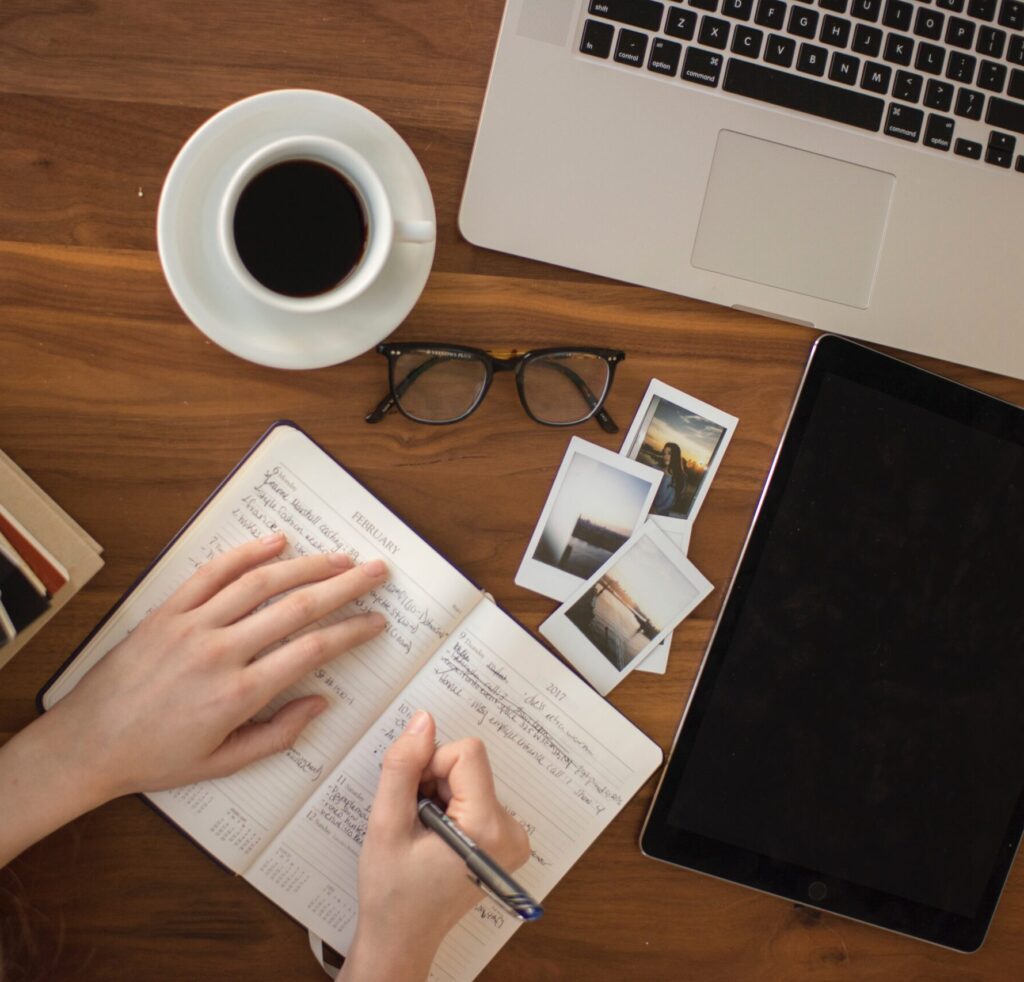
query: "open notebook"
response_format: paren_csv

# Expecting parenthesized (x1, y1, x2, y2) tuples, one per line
(41, 422, 663, 982)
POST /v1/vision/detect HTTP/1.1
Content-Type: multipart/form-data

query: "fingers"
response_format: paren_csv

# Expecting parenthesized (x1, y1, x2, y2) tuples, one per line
(161, 535, 286, 615)
(370, 710, 437, 841)
(245, 609, 387, 703)
(226, 559, 388, 656)
(423, 736, 498, 811)
(196, 550, 355, 627)
(202, 695, 327, 778)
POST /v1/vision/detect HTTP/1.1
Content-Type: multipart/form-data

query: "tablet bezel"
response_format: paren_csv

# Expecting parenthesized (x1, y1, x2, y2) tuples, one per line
(640, 335, 1024, 952)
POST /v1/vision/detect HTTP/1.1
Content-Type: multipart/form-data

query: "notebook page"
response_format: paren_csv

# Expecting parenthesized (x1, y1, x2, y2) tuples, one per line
(43, 424, 482, 872)
(246, 598, 663, 981)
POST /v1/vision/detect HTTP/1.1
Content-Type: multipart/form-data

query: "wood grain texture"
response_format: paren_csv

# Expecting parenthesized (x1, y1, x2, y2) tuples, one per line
(1, 2, 1022, 979)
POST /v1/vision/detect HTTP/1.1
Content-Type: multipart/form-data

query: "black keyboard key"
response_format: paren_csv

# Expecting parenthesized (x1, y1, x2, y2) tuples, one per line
(924, 77, 955, 107)
(977, 25, 1007, 56)
(883, 0, 913, 28)
(946, 50, 976, 80)
(789, 6, 820, 34)
(978, 59, 1008, 89)
(830, 50, 862, 80)
(649, 36, 684, 71)
(1011, 35, 1024, 65)
(734, 23, 766, 51)
(690, 0, 718, 9)
(986, 94, 1024, 132)
(924, 112, 956, 147)
(914, 7, 945, 37)
(985, 145, 1013, 165)
(1010, 68, 1024, 97)
(851, 0, 882, 18)
(798, 41, 829, 72)
(682, 45, 726, 82)
(989, 130, 1017, 152)
(884, 32, 915, 63)
(955, 86, 985, 116)
(936, 0, 965, 9)
(954, 136, 983, 156)
(820, 0, 849, 10)
(1016, 154, 1024, 171)
(916, 42, 946, 71)
(666, 5, 700, 36)
(945, 16, 976, 46)
(862, 59, 893, 89)
(699, 14, 731, 44)
(894, 68, 924, 98)
(722, 57, 885, 127)
(722, 0, 755, 16)
(852, 22, 883, 53)
(755, 0, 787, 27)
(580, 19, 616, 56)
(615, 28, 650, 63)
(820, 14, 852, 43)
(765, 32, 798, 62)
(589, 0, 666, 30)
(967, 0, 996, 18)
(999, 0, 1024, 27)
(885, 102, 924, 138)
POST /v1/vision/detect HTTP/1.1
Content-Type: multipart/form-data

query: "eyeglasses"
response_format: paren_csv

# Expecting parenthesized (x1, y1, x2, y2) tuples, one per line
(365, 344, 625, 432)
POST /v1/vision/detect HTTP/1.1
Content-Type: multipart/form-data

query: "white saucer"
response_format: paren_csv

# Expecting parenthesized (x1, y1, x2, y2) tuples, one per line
(157, 90, 436, 370)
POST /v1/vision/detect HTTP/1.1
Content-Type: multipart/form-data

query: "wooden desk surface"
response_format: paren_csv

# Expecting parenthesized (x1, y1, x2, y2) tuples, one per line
(1, 2, 1022, 979)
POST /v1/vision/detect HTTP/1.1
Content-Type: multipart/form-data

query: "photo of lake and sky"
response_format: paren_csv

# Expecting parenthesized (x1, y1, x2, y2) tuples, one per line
(532, 453, 654, 579)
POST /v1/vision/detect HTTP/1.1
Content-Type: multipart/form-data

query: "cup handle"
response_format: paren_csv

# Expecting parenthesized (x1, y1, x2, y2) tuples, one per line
(395, 219, 436, 244)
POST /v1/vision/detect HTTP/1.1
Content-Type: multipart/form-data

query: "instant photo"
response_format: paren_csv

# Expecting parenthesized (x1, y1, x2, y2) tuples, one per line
(620, 380, 738, 532)
(516, 437, 660, 602)
(540, 523, 713, 695)
(636, 519, 692, 675)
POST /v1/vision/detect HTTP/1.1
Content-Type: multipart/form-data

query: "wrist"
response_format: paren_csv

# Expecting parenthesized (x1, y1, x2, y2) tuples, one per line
(340, 924, 443, 982)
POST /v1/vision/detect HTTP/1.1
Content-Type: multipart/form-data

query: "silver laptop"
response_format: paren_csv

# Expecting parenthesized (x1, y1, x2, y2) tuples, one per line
(460, 0, 1024, 379)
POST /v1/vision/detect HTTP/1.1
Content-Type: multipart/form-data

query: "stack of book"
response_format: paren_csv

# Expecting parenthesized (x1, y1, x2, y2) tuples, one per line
(0, 449, 103, 671)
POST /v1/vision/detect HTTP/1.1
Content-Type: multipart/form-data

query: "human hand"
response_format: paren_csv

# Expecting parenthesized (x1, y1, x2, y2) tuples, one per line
(342, 711, 531, 982)
(49, 533, 388, 801)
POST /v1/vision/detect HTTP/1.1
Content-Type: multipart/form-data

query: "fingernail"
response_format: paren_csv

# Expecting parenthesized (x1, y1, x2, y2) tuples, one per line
(368, 611, 387, 629)
(329, 551, 352, 568)
(407, 710, 430, 734)
(264, 532, 285, 546)
(308, 698, 328, 719)
(363, 559, 387, 579)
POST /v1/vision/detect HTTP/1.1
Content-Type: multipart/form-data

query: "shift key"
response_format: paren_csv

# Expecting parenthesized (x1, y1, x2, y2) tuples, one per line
(588, 0, 665, 31)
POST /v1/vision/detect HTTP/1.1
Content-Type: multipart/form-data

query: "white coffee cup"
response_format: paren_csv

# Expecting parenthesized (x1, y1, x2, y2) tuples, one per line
(218, 134, 435, 314)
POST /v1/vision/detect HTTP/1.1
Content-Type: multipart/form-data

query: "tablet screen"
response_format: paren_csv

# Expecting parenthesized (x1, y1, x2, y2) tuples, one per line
(642, 337, 1024, 950)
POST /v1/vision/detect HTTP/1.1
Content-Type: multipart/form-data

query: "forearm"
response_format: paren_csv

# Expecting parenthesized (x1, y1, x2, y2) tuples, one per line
(0, 706, 114, 868)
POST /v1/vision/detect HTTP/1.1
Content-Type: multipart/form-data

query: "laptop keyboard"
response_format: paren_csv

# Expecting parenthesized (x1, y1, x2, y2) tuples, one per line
(580, 0, 1024, 172)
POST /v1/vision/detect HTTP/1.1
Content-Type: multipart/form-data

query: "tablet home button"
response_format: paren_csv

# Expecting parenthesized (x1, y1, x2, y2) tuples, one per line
(808, 881, 828, 902)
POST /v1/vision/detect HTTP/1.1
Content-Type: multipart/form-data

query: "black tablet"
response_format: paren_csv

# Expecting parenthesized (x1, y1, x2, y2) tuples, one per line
(641, 335, 1024, 951)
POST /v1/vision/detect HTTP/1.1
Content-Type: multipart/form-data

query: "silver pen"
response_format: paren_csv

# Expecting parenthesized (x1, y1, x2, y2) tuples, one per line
(417, 795, 543, 921)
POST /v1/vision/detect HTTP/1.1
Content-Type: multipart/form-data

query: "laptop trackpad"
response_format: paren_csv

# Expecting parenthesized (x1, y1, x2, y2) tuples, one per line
(691, 131, 895, 309)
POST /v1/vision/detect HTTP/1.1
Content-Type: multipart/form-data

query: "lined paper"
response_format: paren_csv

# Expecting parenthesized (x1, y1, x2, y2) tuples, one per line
(246, 599, 663, 981)
(43, 425, 482, 872)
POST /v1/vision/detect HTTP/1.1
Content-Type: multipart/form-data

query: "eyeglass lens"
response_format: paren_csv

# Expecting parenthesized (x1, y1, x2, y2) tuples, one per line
(520, 352, 611, 425)
(392, 351, 488, 423)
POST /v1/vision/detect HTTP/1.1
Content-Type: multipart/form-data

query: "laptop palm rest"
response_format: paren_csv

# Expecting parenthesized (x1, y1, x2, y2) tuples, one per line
(691, 131, 895, 310)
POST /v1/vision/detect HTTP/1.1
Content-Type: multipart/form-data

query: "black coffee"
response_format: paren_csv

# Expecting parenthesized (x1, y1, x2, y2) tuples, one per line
(232, 159, 367, 298)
